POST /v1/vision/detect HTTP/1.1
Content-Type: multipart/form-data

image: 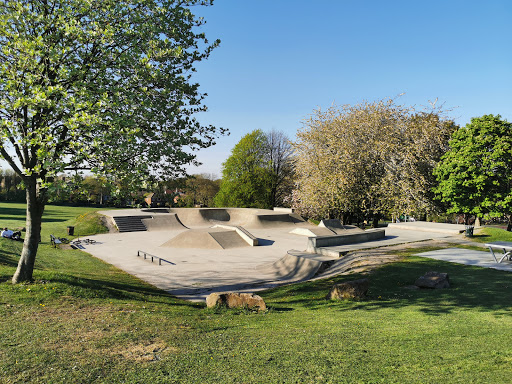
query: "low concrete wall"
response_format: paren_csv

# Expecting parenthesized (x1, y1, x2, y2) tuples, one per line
(307, 229, 385, 253)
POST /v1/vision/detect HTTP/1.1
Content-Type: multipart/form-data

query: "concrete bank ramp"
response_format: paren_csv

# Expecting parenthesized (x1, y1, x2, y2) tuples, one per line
(142, 214, 188, 231)
(160, 228, 249, 249)
(319, 219, 364, 234)
(387, 221, 466, 235)
(166, 208, 305, 229)
(257, 251, 334, 281)
(290, 227, 336, 237)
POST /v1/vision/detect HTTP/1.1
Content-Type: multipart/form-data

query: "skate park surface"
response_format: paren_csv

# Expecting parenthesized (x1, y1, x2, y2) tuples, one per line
(81, 208, 481, 301)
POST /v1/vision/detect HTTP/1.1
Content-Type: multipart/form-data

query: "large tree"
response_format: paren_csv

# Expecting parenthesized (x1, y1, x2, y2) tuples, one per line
(214, 130, 272, 209)
(214, 129, 294, 209)
(434, 114, 512, 228)
(0, 0, 225, 283)
(292, 98, 455, 224)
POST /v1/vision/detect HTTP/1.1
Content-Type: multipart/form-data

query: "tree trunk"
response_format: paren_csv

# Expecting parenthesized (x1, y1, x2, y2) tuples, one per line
(12, 177, 47, 284)
(372, 215, 380, 228)
(507, 215, 512, 232)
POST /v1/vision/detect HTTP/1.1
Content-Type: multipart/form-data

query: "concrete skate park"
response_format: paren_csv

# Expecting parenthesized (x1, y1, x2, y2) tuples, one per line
(81, 207, 475, 301)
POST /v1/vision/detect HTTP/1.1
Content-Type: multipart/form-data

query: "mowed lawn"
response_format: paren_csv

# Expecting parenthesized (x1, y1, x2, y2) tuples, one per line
(1, 202, 512, 383)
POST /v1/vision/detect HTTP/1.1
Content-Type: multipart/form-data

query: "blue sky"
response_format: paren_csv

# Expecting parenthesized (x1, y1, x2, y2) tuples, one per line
(187, 0, 512, 177)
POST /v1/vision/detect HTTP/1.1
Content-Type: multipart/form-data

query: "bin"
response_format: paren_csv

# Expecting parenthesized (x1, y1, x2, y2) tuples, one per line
(465, 225, 474, 237)
(67, 226, 75, 236)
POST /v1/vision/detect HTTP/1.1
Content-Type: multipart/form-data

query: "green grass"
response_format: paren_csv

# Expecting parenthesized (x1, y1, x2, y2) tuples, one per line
(471, 227, 512, 244)
(1, 202, 512, 383)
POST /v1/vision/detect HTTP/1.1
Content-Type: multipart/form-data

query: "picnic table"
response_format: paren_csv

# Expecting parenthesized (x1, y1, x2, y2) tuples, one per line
(484, 241, 512, 263)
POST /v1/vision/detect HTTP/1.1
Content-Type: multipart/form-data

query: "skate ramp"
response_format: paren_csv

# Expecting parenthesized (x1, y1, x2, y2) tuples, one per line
(243, 212, 306, 229)
(290, 227, 336, 237)
(166, 208, 305, 229)
(142, 214, 188, 231)
(257, 252, 331, 281)
(387, 221, 466, 235)
(319, 219, 364, 234)
(160, 228, 249, 249)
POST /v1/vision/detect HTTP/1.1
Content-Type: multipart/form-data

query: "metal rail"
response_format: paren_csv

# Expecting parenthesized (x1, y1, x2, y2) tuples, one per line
(137, 250, 175, 265)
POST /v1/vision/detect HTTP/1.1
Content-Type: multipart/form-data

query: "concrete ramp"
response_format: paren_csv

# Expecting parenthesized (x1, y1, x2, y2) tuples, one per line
(387, 221, 466, 235)
(244, 212, 306, 229)
(257, 252, 330, 281)
(160, 228, 249, 249)
(290, 227, 336, 237)
(142, 214, 188, 231)
(319, 219, 364, 234)
(209, 230, 250, 249)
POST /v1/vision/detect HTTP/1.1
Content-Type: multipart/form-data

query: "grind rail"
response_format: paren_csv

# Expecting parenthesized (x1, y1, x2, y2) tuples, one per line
(137, 250, 175, 265)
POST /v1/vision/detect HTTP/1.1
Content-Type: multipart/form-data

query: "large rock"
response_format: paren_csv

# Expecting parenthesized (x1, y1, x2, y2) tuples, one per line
(327, 278, 369, 300)
(415, 271, 450, 289)
(206, 292, 267, 311)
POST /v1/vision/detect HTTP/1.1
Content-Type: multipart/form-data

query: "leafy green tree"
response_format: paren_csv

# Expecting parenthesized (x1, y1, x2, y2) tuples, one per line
(183, 174, 220, 207)
(434, 114, 512, 228)
(0, 0, 224, 283)
(214, 130, 273, 208)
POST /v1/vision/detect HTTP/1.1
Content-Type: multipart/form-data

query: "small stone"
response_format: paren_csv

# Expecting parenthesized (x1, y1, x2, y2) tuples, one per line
(327, 278, 369, 300)
(206, 292, 266, 311)
(415, 271, 450, 289)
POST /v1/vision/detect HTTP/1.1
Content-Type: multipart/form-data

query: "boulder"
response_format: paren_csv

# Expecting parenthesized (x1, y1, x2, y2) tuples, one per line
(206, 292, 266, 311)
(327, 278, 369, 300)
(415, 271, 450, 289)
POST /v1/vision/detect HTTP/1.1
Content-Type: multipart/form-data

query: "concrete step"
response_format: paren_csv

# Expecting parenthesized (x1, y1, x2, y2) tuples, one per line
(112, 215, 151, 232)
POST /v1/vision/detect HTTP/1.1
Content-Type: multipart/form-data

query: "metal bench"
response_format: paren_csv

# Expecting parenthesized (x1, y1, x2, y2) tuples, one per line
(484, 241, 512, 263)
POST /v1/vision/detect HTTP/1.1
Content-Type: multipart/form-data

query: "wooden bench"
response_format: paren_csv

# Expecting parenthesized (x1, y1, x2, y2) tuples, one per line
(50, 234, 62, 248)
(484, 242, 512, 263)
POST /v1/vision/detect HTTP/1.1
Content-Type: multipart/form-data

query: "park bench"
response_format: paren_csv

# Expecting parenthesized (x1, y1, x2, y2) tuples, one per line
(50, 234, 62, 248)
(484, 241, 512, 263)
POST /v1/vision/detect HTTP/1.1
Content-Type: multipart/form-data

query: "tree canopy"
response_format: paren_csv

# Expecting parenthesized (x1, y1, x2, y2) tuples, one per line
(434, 114, 512, 227)
(214, 130, 272, 209)
(214, 129, 294, 209)
(0, 0, 224, 282)
(292, 98, 456, 224)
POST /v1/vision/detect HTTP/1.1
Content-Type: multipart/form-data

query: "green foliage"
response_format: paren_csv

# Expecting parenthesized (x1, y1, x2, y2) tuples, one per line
(434, 115, 512, 220)
(181, 174, 220, 207)
(0, 0, 225, 281)
(215, 130, 273, 208)
(0, 0, 224, 184)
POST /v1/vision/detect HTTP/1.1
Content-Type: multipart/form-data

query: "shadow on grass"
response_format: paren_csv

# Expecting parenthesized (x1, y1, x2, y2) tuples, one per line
(0, 251, 19, 268)
(262, 256, 512, 316)
(48, 274, 199, 308)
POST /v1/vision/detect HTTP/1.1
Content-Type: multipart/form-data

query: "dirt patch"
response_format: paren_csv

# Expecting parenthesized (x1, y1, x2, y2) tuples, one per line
(114, 340, 178, 362)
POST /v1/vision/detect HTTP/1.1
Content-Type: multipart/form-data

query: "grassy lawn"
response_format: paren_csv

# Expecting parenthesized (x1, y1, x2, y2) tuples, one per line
(472, 226, 512, 244)
(1, 202, 512, 383)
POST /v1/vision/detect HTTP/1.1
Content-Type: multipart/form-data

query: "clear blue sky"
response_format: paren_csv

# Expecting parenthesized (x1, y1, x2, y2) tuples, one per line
(188, 0, 512, 177)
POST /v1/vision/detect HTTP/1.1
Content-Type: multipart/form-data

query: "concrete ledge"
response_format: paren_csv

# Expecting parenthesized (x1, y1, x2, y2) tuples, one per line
(212, 224, 259, 246)
(273, 207, 295, 213)
(306, 229, 386, 253)
(387, 221, 465, 234)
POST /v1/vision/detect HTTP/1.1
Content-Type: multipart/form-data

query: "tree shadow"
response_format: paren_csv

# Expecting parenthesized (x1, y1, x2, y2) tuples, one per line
(47, 275, 199, 308)
(261, 257, 512, 316)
